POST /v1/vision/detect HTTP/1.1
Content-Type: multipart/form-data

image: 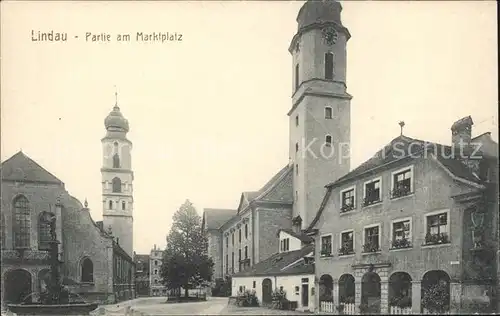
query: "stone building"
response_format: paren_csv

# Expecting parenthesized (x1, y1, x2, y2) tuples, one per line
(149, 245, 166, 296)
(231, 228, 315, 311)
(0, 151, 135, 305)
(204, 0, 353, 295)
(134, 253, 150, 297)
(202, 208, 236, 283)
(308, 118, 499, 314)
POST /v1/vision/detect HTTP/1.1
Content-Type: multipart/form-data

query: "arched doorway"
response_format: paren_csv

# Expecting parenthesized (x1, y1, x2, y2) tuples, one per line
(361, 272, 381, 314)
(4, 269, 32, 304)
(262, 278, 273, 305)
(339, 274, 355, 304)
(319, 274, 333, 302)
(389, 272, 412, 310)
(421, 270, 450, 314)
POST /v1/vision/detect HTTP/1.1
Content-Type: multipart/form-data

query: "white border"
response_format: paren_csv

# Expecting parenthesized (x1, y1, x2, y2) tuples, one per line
(320, 233, 333, 256)
(390, 165, 414, 193)
(363, 176, 382, 201)
(339, 229, 355, 253)
(362, 223, 381, 251)
(423, 209, 451, 240)
(325, 106, 333, 119)
(390, 216, 413, 245)
(339, 185, 356, 209)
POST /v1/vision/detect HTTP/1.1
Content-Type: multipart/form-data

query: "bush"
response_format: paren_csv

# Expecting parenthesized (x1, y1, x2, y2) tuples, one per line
(271, 288, 289, 310)
(236, 289, 259, 307)
(389, 295, 412, 308)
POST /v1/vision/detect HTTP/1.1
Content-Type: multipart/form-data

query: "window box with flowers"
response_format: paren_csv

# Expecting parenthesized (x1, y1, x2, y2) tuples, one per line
(362, 243, 380, 253)
(340, 204, 355, 213)
(424, 233, 449, 245)
(390, 185, 411, 199)
(338, 245, 354, 256)
(391, 238, 412, 250)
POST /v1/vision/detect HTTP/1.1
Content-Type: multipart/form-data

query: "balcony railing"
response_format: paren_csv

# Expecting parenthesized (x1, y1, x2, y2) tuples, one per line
(390, 185, 412, 199)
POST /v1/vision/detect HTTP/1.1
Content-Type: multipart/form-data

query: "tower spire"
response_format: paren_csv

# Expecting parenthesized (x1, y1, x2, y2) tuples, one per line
(114, 85, 118, 107)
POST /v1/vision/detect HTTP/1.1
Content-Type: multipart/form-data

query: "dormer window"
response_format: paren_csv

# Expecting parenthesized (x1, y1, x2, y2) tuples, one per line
(363, 178, 381, 206)
(340, 187, 355, 213)
(391, 166, 414, 199)
(280, 238, 290, 252)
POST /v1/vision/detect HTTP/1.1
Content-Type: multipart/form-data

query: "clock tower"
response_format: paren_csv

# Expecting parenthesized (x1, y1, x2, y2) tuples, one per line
(101, 95, 134, 258)
(288, 0, 352, 229)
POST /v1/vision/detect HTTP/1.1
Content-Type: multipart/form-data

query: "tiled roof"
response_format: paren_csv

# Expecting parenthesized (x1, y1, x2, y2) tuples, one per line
(308, 134, 491, 232)
(1, 151, 63, 184)
(327, 135, 484, 187)
(203, 208, 237, 230)
(278, 228, 314, 243)
(232, 244, 314, 277)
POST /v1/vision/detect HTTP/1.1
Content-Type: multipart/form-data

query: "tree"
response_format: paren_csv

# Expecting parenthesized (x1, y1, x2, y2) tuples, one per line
(160, 199, 214, 298)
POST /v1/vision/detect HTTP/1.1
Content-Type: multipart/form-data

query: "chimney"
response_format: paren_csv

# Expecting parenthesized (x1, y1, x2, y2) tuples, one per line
(451, 116, 474, 153)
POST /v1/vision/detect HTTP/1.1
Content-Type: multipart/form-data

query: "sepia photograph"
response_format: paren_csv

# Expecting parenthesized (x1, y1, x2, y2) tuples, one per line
(0, 0, 498, 315)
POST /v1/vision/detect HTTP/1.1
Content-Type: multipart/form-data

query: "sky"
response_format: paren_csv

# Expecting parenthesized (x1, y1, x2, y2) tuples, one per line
(1, 1, 497, 254)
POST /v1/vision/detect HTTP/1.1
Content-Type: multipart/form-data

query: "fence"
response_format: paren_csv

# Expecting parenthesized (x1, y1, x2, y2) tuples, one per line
(320, 301, 356, 314)
(389, 306, 412, 314)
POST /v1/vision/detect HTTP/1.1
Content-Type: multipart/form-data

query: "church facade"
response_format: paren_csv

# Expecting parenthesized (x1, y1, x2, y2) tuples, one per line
(0, 102, 135, 306)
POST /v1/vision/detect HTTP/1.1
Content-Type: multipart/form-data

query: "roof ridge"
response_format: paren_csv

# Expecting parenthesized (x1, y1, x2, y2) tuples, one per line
(255, 165, 292, 201)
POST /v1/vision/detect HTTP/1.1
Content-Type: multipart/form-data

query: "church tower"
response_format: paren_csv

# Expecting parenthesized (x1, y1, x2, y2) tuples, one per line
(101, 94, 134, 257)
(289, 0, 352, 229)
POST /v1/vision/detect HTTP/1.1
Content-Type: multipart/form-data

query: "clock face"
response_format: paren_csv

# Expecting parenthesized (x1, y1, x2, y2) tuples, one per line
(322, 27, 338, 46)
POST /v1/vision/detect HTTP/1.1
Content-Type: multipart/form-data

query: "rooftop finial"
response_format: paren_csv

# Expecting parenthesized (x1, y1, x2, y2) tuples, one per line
(114, 85, 118, 107)
(84, 198, 88, 208)
(399, 121, 405, 136)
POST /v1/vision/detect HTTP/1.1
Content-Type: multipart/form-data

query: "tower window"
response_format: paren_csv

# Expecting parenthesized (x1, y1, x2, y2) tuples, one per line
(112, 177, 122, 193)
(295, 115, 299, 126)
(113, 153, 120, 168)
(122, 201, 126, 210)
(295, 142, 299, 153)
(296, 164, 298, 175)
(325, 52, 334, 80)
(295, 64, 300, 90)
(109, 200, 113, 210)
(325, 107, 332, 119)
(295, 190, 298, 201)
(325, 135, 332, 146)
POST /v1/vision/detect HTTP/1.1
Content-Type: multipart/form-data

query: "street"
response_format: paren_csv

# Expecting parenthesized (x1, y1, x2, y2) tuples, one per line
(93, 297, 229, 315)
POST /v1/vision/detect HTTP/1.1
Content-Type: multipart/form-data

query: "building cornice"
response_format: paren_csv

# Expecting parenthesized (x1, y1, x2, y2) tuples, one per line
(288, 86, 352, 116)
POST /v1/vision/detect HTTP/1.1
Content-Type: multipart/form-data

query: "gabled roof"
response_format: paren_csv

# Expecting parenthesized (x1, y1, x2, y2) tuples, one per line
(327, 135, 484, 188)
(307, 134, 491, 232)
(203, 208, 237, 230)
(1, 151, 63, 185)
(232, 244, 314, 277)
(277, 228, 314, 243)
